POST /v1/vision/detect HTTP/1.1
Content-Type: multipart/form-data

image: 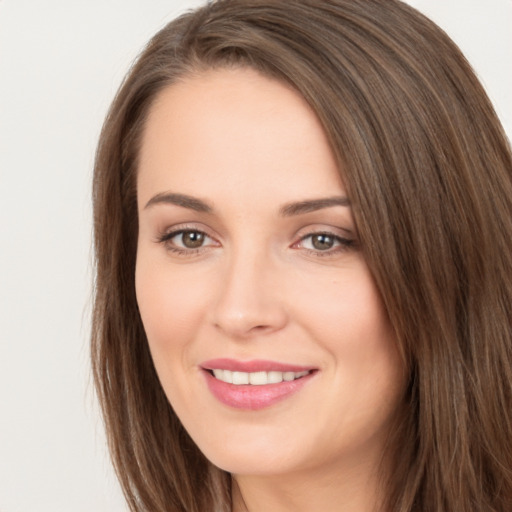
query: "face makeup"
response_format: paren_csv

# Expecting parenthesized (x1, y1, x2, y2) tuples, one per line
(201, 358, 317, 410)
(135, 67, 404, 480)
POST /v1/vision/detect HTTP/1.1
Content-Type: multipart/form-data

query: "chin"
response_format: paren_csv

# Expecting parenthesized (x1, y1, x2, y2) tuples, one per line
(190, 422, 317, 477)
(206, 450, 297, 477)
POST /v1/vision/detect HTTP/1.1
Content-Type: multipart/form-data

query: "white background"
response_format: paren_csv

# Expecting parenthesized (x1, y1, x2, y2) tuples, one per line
(0, 1, 510, 511)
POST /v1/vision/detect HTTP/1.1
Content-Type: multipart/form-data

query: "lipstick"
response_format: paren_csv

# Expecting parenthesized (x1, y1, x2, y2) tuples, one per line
(200, 359, 316, 410)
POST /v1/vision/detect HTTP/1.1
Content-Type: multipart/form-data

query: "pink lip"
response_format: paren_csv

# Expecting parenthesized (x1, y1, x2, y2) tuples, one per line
(201, 358, 314, 373)
(200, 359, 317, 411)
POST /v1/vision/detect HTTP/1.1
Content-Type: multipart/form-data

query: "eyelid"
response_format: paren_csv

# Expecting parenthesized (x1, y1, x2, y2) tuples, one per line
(154, 223, 356, 257)
(291, 227, 357, 255)
(295, 232, 353, 246)
(156, 223, 221, 252)
(157, 222, 215, 239)
(292, 224, 355, 242)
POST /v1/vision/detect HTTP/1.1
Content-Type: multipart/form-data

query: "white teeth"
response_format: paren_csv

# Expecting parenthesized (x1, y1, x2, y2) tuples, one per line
(232, 371, 249, 385)
(249, 371, 267, 385)
(268, 371, 283, 384)
(211, 369, 311, 385)
(213, 369, 233, 383)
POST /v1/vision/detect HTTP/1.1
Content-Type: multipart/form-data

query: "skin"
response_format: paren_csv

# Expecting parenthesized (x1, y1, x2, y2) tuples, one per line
(135, 67, 405, 512)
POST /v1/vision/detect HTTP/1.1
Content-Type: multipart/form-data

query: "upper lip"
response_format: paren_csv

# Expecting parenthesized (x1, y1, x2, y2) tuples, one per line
(200, 358, 316, 373)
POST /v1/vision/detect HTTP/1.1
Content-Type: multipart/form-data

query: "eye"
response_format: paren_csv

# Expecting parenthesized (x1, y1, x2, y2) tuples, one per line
(174, 230, 207, 249)
(304, 233, 338, 251)
(157, 228, 218, 254)
(295, 231, 355, 255)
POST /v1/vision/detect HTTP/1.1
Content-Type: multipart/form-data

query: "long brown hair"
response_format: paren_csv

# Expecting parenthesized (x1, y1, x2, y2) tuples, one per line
(91, 1, 512, 510)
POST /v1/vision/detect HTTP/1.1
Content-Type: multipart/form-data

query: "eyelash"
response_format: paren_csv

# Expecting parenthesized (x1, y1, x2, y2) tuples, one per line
(156, 228, 217, 256)
(156, 228, 356, 257)
(295, 232, 356, 257)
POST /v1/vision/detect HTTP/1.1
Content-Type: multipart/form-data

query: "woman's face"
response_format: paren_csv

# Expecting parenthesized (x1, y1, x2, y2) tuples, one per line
(136, 68, 405, 478)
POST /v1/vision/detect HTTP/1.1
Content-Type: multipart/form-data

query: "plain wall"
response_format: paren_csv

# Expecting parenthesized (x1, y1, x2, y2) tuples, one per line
(0, 1, 510, 511)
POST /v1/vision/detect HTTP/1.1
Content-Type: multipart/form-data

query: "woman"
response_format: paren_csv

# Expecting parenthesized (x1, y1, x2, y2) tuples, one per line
(91, 0, 512, 511)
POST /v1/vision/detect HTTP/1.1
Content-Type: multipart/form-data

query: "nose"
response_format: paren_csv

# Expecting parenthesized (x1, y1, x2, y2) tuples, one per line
(210, 248, 288, 339)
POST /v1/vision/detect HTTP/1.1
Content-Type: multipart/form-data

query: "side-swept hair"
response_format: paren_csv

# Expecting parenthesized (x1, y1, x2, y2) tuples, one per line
(92, 1, 512, 510)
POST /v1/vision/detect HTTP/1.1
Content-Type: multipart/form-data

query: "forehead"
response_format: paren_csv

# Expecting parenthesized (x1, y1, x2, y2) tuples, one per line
(137, 67, 344, 207)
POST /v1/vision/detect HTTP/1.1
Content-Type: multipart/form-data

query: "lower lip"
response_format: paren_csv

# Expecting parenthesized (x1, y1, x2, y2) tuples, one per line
(203, 370, 315, 410)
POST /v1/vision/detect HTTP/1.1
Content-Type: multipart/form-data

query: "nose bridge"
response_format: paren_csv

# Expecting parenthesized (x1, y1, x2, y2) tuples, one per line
(211, 240, 287, 338)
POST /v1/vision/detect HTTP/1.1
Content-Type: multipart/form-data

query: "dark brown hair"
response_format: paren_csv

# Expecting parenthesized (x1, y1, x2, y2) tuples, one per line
(92, 1, 512, 510)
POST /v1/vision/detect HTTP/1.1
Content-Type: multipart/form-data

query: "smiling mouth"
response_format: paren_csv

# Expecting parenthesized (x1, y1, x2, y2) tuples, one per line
(200, 359, 317, 409)
(209, 369, 312, 385)
(203, 367, 316, 410)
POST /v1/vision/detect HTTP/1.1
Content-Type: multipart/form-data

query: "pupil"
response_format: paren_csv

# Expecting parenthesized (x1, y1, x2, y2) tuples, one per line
(312, 234, 334, 250)
(183, 231, 204, 248)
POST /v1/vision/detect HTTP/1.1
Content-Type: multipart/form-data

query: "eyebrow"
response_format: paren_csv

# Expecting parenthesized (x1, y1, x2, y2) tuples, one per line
(279, 196, 350, 216)
(144, 192, 213, 212)
(144, 191, 350, 216)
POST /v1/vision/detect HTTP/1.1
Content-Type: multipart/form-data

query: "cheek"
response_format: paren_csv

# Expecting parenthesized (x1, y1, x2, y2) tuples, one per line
(292, 264, 403, 406)
(135, 255, 210, 360)
(293, 264, 392, 350)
